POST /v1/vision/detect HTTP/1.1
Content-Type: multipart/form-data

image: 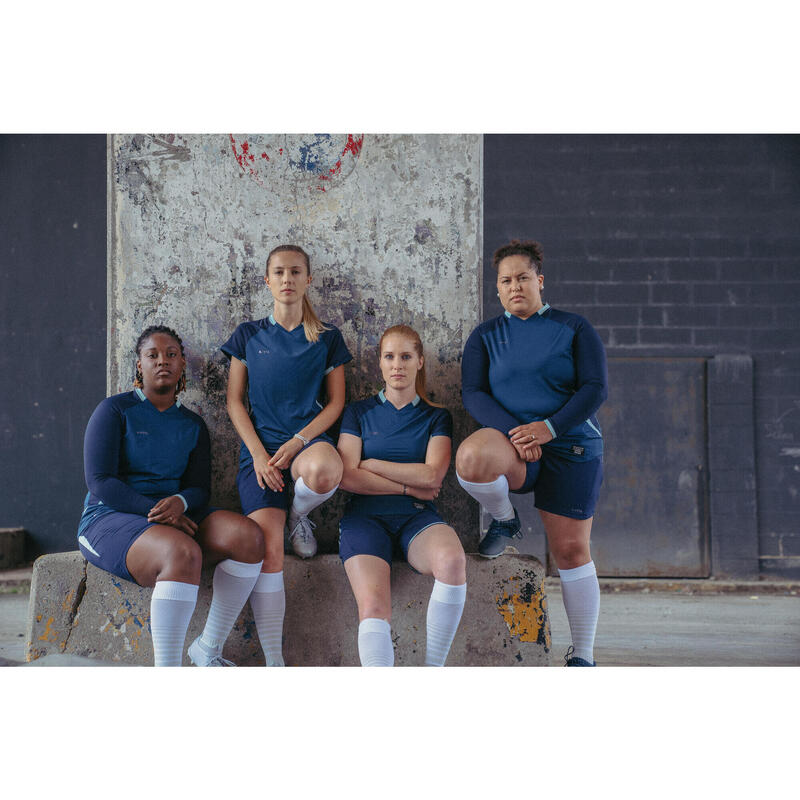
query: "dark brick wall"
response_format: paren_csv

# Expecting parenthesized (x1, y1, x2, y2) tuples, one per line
(484, 134, 800, 579)
(0, 135, 107, 557)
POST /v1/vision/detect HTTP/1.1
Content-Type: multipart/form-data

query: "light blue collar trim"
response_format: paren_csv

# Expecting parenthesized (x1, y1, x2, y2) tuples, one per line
(378, 389, 420, 408)
(268, 314, 277, 325)
(505, 303, 550, 320)
(135, 386, 180, 407)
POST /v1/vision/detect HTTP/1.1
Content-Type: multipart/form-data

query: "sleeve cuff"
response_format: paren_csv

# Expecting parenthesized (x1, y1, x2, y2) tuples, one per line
(175, 494, 189, 513)
(544, 419, 557, 439)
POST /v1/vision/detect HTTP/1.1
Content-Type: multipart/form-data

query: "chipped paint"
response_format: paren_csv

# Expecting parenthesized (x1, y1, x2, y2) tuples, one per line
(494, 570, 551, 652)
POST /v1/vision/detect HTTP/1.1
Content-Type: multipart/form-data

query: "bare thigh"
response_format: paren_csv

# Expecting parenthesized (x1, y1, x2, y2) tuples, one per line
(248, 507, 287, 573)
(455, 428, 528, 490)
(126, 524, 203, 588)
(539, 509, 594, 570)
(406, 524, 466, 585)
(343, 554, 392, 622)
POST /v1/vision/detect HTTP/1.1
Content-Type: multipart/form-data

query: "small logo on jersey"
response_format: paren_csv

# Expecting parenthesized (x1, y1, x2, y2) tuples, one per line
(571, 445, 584, 455)
(136, 431, 149, 435)
(413, 502, 424, 510)
(257, 349, 271, 355)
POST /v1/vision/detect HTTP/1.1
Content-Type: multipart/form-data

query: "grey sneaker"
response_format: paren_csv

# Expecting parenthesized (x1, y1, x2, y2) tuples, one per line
(187, 637, 236, 667)
(287, 512, 318, 559)
(478, 509, 522, 559)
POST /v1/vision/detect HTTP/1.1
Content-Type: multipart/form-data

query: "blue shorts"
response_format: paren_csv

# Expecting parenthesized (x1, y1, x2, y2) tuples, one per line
(236, 435, 332, 515)
(511, 451, 603, 520)
(77, 506, 215, 584)
(338, 506, 445, 566)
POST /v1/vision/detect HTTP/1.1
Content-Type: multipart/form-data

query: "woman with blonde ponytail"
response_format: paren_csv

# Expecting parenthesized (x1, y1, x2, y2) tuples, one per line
(336, 325, 467, 666)
(222, 244, 352, 666)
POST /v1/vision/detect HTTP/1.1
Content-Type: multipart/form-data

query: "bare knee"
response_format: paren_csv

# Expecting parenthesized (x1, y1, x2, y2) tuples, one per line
(301, 457, 342, 494)
(358, 596, 391, 623)
(159, 537, 202, 583)
(432, 546, 467, 585)
(262, 534, 284, 572)
(456, 438, 495, 482)
(229, 517, 265, 563)
(551, 541, 592, 571)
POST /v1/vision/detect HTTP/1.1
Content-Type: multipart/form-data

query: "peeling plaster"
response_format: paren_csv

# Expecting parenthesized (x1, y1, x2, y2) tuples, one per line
(109, 134, 482, 549)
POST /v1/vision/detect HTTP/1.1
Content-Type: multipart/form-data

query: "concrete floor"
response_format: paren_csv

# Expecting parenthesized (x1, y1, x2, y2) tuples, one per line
(545, 583, 800, 666)
(3, 581, 799, 666)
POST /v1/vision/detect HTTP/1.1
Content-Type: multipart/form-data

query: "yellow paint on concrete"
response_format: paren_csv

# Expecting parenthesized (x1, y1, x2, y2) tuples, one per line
(37, 616, 60, 643)
(62, 590, 74, 611)
(495, 584, 551, 650)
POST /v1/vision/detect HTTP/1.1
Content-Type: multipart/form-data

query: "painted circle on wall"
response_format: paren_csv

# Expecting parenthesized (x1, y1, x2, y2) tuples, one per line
(229, 134, 364, 192)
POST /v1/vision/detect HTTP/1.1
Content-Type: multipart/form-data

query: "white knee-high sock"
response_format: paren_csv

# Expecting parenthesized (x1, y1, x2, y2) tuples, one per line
(150, 580, 198, 667)
(357, 618, 394, 666)
(456, 473, 515, 521)
(559, 561, 600, 663)
(291, 476, 338, 518)
(425, 579, 467, 666)
(250, 571, 286, 666)
(196, 559, 262, 656)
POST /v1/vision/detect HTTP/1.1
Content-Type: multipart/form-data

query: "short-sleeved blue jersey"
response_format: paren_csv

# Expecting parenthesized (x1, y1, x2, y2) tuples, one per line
(221, 315, 352, 466)
(79, 388, 210, 535)
(461, 304, 608, 462)
(340, 391, 452, 515)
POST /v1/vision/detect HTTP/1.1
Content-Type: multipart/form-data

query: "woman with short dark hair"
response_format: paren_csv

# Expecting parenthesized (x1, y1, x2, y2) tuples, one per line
(456, 239, 608, 666)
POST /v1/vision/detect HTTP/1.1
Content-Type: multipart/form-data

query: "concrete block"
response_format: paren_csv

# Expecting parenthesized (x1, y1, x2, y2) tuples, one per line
(0, 528, 26, 570)
(26, 552, 551, 667)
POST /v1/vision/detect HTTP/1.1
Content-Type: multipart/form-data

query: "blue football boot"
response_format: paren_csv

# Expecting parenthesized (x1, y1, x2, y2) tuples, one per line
(478, 509, 522, 558)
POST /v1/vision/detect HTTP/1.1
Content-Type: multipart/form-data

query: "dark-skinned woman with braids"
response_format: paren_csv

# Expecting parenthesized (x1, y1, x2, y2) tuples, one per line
(77, 325, 265, 666)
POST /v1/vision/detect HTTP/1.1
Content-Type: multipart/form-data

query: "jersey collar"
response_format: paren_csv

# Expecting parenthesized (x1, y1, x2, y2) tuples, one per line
(135, 386, 181, 408)
(504, 302, 550, 319)
(378, 389, 420, 407)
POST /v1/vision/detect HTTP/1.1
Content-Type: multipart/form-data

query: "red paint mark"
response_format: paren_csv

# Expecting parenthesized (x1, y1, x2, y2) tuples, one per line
(230, 135, 363, 192)
(229, 134, 263, 185)
(318, 134, 364, 184)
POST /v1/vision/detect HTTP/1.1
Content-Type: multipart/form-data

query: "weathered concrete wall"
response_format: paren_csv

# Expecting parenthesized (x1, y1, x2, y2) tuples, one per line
(109, 134, 482, 550)
(26, 552, 551, 666)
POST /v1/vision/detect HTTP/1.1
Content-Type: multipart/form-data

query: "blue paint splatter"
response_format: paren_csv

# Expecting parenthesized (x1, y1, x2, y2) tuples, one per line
(289, 134, 334, 174)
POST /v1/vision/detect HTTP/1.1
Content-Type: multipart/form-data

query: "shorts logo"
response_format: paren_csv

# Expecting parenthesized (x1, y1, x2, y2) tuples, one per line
(571, 507, 584, 514)
(571, 445, 584, 455)
(136, 431, 149, 435)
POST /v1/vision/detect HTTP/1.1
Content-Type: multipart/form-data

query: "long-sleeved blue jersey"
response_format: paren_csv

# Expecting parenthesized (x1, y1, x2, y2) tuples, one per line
(461, 304, 608, 461)
(79, 388, 210, 534)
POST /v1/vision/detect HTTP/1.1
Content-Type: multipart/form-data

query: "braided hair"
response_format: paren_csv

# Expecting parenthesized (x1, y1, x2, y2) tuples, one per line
(133, 324, 187, 396)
